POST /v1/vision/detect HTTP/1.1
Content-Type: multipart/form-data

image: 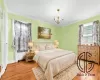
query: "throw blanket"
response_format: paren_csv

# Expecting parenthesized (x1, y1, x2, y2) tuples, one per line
(34, 49, 76, 80)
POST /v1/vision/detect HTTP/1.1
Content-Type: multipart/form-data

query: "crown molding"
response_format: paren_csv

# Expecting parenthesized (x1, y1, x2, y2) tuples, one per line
(61, 13, 100, 27)
(7, 9, 100, 27)
(8, 10, 100, 27)
(8, 10, 60, 27)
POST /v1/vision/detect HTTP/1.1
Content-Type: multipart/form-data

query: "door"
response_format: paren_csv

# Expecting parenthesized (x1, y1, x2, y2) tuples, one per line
(0, 9, 8, 77)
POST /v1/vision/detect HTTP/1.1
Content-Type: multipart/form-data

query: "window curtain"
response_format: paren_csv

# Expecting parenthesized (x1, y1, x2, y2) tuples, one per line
(93, 20, 100, 45)
(79, 24, 82, 45)
(13, 20, 32, 52)
(78, 20, 100, 45)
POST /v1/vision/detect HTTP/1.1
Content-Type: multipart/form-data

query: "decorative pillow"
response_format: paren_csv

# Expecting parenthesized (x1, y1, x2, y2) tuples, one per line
(45, 43, 55, 50)
(33, 44, 38, 50)
(38, 44, 46, 51)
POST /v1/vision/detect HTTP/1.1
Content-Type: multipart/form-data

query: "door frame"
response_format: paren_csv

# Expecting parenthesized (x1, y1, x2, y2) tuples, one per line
(0, 8, 8, 78)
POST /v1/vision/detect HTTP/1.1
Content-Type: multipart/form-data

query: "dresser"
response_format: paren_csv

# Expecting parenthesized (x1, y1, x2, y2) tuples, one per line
(78, 45, 100, 64)
(78, 20, 100, 65)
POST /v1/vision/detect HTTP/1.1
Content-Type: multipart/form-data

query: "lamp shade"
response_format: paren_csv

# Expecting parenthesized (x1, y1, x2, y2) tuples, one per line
(54, 40, 59, 48)
(28, 41, 33, 47)
(54, 40, 59, 44)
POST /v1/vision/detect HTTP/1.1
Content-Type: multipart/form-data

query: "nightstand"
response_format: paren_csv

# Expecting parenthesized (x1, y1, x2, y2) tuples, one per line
(25, 51, 35, 62)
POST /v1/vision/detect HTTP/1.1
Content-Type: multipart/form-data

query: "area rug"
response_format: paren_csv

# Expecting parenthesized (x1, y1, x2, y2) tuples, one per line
(32, 63, 80, 80)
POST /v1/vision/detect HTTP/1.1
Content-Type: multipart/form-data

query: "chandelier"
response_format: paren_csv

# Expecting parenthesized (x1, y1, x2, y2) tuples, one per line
(54, 9, 63, 24)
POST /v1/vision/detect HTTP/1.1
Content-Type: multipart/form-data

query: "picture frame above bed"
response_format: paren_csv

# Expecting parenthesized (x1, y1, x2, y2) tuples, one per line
(38, 26, 51, 39)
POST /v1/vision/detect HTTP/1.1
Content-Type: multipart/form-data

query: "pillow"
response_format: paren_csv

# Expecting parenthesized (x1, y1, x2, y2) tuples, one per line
(38, 44, 46, 51)
(45, 43, 55, 50)
(33, 44, 38, 51)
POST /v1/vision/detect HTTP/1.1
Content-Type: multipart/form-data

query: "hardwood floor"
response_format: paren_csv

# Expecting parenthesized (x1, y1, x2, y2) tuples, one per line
(0, 61, 38, 80)
(0, 61, 100, 80)
(73, 63, 100, 80)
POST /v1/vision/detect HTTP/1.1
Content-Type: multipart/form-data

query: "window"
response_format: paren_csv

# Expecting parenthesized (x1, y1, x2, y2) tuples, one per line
(79, 21, 100, 45)
(81, 23, 94, 45)
(13, 20, 32, 52)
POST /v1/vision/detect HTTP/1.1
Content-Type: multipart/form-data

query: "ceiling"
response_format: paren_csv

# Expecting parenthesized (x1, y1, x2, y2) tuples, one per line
(5, 0, 100, 26)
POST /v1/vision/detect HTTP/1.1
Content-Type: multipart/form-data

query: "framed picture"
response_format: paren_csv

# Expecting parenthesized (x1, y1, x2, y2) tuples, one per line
(38, 26, 51, 39)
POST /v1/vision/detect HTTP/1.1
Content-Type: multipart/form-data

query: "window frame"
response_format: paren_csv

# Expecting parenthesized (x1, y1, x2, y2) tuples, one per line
(81, 22, 94, 45)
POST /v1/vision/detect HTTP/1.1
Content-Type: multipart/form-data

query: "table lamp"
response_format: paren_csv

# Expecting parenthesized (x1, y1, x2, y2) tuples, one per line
(28, 41, 33, 52)
(54, 40, 59, 48)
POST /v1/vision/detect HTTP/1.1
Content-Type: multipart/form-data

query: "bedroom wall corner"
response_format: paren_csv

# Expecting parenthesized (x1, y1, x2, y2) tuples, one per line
(54, 27, 63, 48)
(8, 13, 59, 63)
(59, 14, 100, 54)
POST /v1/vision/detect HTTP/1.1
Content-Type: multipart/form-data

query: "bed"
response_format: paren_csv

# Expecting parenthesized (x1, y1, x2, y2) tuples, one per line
(33, 42, 77, 80)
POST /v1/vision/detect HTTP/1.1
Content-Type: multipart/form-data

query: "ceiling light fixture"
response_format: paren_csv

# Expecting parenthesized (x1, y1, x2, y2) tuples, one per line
(54, 9, 63, 24)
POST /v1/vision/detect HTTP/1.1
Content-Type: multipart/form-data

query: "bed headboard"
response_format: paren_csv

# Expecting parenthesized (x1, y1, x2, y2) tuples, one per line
(33, 42, 55, 51)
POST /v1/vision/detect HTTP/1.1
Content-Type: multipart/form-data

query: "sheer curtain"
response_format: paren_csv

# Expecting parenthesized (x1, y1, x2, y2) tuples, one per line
(13, 20, 31, 52)
(79, 20, 100, 45)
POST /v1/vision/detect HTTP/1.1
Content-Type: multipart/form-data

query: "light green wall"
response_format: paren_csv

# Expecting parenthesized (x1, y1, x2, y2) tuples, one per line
(0, 0, 4, 8)
(8, 13, 58, 61)
(8, 13, 100, 61)
(58, 14, 100, 54)
(1, 0, 100, 62)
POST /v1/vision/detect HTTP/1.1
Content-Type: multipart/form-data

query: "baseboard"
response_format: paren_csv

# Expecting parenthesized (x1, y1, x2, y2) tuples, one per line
(8, 60, 16, 64)
(0, 64, 3, 71)
(0, 64, 2, 68)
(0, 60, 16, 78)
(0, 64, 2, 78)
(0, 64, 7, 78)
(0, 66, 6, 78)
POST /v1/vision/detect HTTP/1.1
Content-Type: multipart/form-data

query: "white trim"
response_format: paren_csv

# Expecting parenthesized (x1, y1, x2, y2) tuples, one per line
(0, 0, 8, 78)
(83, 22, 93, 27)
(14, 19, 31, 24)
(8, 9, 100, 27)
(1, 2, 8, 77)
(8, 60, 16, 64)
(8, 10, 58, 27)
(0, 64, 2, 69)
(0, 7, 3, 78)
(1, 10, 5, 78)
(0, 67, 6, 78)
(61, 14, 100, 27)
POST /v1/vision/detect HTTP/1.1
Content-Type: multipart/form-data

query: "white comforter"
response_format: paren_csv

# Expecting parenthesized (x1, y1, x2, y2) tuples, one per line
(33, 49, 76, 80)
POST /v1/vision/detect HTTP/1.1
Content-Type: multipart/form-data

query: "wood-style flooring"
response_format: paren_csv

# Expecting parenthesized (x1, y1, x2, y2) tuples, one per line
(0, 61, 38, 80)
(73, 63, 100, 80)
(0, 61, 100, 80)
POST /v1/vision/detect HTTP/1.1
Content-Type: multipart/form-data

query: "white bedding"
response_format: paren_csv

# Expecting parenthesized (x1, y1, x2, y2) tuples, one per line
(33, 49, 76, 80)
